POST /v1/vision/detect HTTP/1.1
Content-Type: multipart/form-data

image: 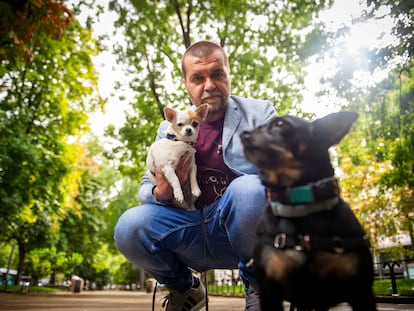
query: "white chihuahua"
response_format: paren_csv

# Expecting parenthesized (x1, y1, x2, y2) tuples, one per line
(146, 104, 209, 210)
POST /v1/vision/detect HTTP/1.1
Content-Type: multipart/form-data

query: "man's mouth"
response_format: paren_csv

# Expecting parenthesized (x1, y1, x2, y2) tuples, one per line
(201, 93, 222, 104)
(202, 97, 220, 104)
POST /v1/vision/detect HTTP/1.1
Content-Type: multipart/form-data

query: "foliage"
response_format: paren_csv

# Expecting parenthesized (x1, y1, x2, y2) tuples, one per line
(107, 0, 333, 180)
(337, 64, 413, 256)
(55, 137, 118, 287)
(0, 0, 103, 284)
(326, 1, 414, 256)
(101, 176, 140, 253)
(24, 247, 83, 284)
(0, 243, 15, 268)
(310, 0, 413, 101)
(0, 0, 73, 63)
(363, 0, 414, 72)
(111, 260, 142, 286)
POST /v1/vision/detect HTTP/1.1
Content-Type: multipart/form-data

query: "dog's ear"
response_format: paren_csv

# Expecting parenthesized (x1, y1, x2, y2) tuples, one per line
(164, 107, 176, 122)
(312, 111, 359, 147)
(195, 103, 209, 120)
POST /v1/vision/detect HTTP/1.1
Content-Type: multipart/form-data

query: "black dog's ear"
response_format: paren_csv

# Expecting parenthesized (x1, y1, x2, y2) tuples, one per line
(312, 111, 359, 147)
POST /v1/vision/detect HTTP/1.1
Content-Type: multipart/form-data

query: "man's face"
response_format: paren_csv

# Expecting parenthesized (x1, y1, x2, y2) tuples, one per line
(183, 50, 231, 121)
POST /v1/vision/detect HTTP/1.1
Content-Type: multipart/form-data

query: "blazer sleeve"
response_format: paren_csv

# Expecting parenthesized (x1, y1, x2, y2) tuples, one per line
(138, 121, 169, 205)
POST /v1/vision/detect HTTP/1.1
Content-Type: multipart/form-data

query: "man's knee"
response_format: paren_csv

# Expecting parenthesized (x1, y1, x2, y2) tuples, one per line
(228, 175, 265, 200)
(114, 206, 150, 254)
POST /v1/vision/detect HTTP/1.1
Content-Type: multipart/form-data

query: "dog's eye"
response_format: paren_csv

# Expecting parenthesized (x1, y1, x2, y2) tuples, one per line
(192, 121, 199, 128)
(270, 118, 286, 129)
(177, 122, 184, 128)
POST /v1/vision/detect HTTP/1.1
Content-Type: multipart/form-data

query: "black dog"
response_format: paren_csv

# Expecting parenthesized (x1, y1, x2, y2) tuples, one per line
(240, 112, 377, 311)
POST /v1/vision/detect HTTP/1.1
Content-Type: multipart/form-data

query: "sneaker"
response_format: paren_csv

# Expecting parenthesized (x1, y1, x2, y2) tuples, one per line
(162, 278, 206, 311)
(245, 283, 261, 310)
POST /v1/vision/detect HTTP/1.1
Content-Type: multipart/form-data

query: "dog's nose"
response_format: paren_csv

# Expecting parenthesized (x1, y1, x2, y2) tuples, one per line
(240, 131, 252, 141)
(185, 128, 193, 135)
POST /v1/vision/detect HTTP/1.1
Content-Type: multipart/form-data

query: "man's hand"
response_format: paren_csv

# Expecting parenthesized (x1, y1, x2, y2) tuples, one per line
(152, 153, 192, 201)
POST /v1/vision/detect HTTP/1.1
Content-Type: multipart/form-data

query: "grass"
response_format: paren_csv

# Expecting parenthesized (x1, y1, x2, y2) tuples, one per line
(373, 278, 414, 296)
(0, 284, 61, 293)
(208, 278, 414, 297)
(207, 283, 245, 297)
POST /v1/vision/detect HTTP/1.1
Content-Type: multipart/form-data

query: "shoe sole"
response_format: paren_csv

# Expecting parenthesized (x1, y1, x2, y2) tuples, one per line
(190, 298, 207, 311)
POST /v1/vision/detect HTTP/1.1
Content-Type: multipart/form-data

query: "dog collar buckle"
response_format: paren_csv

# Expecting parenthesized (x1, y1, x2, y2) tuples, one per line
(274, 233, 286, 248)
(287, 185, 315, 203)
(273, 233, 312, 251)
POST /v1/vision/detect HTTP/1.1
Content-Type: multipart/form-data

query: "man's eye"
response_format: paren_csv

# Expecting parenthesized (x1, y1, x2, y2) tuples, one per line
(192, 76, 204, 83)
(212, 72, 225, 80)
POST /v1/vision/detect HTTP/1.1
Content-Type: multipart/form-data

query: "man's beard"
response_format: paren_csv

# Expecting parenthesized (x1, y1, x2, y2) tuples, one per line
(208, 101, 226, 112)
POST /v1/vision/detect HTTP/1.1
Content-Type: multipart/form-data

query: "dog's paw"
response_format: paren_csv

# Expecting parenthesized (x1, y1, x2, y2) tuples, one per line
(173, 190, 184, 203)
(192, 187, 201, 198)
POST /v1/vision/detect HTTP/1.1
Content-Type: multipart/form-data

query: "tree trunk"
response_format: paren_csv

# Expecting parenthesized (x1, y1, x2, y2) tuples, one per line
(15, 241, 26, 286)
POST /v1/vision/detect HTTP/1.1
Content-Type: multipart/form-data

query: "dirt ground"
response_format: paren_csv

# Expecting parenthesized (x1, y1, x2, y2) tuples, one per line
(0, 291, 245, 311)
(0, 290, 413, 311)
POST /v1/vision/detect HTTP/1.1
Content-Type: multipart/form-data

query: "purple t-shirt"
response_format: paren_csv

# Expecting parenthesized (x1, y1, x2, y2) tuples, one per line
(195, 118, 238, 208)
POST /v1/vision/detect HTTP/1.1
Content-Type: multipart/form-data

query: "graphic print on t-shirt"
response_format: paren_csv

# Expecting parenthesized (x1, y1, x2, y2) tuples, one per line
(198, 167, 232, 203)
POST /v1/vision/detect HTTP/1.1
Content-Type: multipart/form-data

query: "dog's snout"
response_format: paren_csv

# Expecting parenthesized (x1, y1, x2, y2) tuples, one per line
(185, 127, 193, 135)
(240, 130, 252, 141)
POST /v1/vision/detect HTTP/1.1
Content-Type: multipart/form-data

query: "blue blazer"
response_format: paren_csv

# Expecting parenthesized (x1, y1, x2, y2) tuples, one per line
(139, 95, 277, 204)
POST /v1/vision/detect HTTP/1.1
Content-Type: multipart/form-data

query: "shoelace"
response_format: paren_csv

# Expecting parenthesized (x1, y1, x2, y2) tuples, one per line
(152, 282, 158, 311)
(152, 283, 177, 310)
(161, 293, 170, 309)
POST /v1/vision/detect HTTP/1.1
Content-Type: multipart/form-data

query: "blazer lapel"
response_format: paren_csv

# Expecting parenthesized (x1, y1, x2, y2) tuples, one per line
(222, 98, 241, 150)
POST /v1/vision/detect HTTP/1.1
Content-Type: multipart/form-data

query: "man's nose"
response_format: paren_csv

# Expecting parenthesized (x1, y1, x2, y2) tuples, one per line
(204, 77, 216, 91)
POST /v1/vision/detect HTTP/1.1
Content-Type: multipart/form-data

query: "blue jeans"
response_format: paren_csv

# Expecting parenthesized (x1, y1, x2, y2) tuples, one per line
(114, 175, 267, 292)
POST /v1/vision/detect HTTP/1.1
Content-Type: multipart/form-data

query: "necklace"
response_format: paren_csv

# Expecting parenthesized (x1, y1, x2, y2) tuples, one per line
(210, 139, 222, 154)
(198, 132, 223, 154)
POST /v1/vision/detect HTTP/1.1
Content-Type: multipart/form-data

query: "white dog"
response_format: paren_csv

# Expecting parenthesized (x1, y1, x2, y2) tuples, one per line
(146, 104, 209, 210)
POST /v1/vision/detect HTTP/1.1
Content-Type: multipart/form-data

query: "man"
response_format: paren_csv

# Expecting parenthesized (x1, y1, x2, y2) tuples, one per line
(114, 40, 277, 310)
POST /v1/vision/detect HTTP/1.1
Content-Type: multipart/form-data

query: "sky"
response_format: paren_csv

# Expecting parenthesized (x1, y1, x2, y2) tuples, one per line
(84, 0, 395, 136)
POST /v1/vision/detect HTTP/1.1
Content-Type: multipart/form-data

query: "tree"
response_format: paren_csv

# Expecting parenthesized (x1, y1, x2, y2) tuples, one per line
(112, 260, 144, 289)
(305, 0, 413, 102)
(338, 63, 414, 257)
(107, 0, 333, 181)
(0, 0, 73, 63)
(0, 1, 103, 284)
(318, 1, 414, 256)
(24, 247, 83, 285)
